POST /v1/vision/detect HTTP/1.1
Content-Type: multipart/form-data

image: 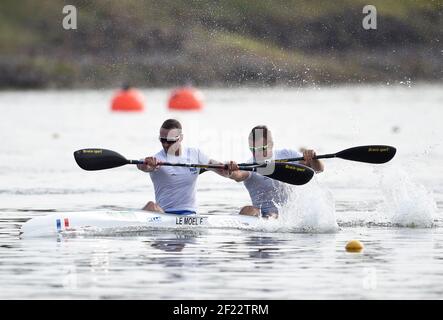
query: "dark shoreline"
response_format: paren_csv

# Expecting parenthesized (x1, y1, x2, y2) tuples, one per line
(1, 0, 441, 89)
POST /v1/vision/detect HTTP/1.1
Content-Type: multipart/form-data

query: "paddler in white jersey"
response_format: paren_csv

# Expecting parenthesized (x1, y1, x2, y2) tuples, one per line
(137, 119, 234, 215)
(228, 125, 324, 218)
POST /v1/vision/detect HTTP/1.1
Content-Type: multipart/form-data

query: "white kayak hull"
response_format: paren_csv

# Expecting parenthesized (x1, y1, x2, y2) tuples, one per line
(20, 210, 270, 238)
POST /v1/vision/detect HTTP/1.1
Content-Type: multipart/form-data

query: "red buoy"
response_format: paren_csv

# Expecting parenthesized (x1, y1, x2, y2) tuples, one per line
(168, 87, 203, 111)
(111, 88, 145, 112)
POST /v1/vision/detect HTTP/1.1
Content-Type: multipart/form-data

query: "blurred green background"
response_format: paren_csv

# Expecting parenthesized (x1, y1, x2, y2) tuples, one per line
(0, 0, 441, 88)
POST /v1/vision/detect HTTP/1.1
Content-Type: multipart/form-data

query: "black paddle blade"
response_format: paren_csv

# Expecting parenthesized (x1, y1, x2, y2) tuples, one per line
(336, 145, 396, 164)
(74, 149, 129, 171)
(257, 163, 315, 185)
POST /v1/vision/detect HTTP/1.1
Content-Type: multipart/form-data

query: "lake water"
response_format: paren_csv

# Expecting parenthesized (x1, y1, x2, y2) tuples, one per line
(0, 85, 442, 299)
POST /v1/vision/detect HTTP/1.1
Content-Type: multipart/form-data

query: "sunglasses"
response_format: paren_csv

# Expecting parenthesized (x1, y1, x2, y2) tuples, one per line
(159, 136, 180, 144)
(249, 145, 268, 151)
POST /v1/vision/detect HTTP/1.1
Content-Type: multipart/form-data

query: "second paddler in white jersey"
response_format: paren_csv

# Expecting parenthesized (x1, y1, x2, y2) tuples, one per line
(136, 119, 234, 215)
(228, 125, 324, 218)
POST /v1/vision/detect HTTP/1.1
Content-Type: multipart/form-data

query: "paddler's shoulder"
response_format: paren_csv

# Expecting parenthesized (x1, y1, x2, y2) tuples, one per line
(185, 147, 211, 161)
(274, 148, 302, 159)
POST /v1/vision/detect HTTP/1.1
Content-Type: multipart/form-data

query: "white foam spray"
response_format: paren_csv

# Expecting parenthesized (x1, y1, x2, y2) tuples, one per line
(376, 167, 436, 228)
(274, 178, 339, 233)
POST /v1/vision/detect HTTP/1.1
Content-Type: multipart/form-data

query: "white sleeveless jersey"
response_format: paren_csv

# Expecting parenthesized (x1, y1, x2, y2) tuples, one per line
(148, 147, 210, 213)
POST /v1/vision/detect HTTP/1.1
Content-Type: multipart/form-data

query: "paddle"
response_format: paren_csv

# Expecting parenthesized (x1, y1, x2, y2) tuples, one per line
(73, 148, 314, 186)
(240, 145, 397, 166)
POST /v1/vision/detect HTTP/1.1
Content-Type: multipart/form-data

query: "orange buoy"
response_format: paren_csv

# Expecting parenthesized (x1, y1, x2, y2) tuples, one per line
(111, 87, 145, 112)
(168, 87, 203, 111)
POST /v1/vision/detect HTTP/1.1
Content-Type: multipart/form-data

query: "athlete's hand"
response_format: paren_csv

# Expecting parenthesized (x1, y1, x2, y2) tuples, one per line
(146, 157, 161, 170)
(225, 161, 239, 177)
(303, 149, 316, 164)
(226, 161, 239, 172)
(137, 157, 160, 172)
(302, 149, 324, 173)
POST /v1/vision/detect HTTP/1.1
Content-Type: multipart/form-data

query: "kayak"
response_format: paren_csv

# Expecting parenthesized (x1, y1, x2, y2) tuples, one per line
(20, 210, 274, 238)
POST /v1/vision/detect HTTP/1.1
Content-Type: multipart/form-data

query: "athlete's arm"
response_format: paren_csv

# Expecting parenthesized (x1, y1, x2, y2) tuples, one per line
(206, 159, 243, 179)
(228, 169, 250, 182)
(209, 160, 250, 181)
(207, 159, 229, 177)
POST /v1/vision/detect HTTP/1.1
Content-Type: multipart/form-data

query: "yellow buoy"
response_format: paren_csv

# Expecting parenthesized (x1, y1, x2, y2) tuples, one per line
(345, 239, 364, 252)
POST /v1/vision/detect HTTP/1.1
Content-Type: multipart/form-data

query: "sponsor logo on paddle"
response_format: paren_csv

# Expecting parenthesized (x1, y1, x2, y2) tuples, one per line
(368, 147, 389, 152)
(82, 149, 103, 154)
(285, 164, 305, 172)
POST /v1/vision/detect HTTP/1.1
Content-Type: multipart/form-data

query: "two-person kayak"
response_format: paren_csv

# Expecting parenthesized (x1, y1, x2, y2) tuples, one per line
(19, 210, 278, 238)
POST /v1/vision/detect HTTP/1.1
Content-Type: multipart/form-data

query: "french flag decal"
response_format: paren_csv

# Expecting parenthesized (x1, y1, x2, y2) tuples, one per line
(56, 218, 70, 231)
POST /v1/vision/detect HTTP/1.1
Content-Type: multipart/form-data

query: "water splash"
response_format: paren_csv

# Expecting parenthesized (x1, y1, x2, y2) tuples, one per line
(376, 167, 436, 228)
(276, 178, 339, 233)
